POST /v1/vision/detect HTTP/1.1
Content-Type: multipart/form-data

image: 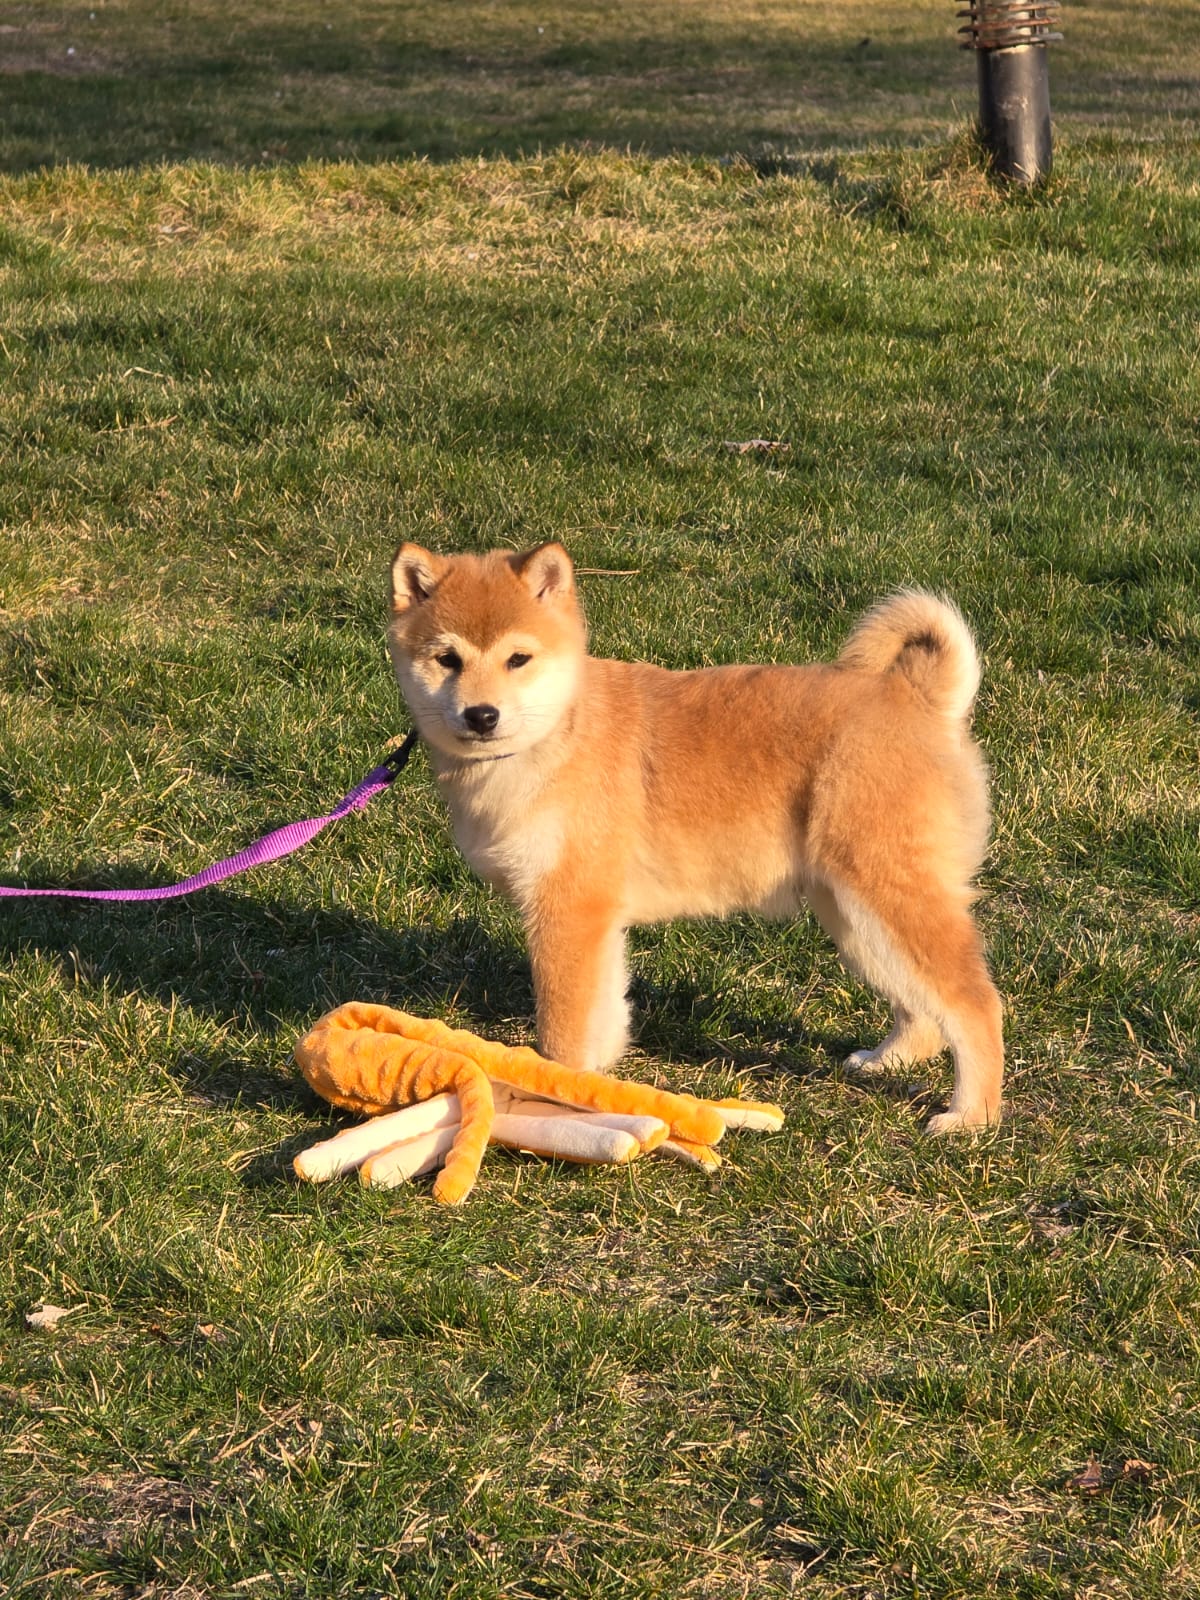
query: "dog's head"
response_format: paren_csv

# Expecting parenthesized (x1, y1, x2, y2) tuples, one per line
(388, 542, 587, 760)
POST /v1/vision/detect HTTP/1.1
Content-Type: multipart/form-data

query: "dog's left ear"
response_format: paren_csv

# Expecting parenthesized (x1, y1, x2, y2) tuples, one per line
(513, 543, 574, 603)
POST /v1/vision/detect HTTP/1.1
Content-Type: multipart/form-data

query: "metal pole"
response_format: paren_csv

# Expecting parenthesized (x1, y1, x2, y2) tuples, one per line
(957, 2, 1062, 185)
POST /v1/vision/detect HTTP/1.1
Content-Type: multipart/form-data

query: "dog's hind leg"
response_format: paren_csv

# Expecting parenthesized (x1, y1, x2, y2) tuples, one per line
(921, 946, 1004, 1134)
(808, 878, 1003, 1131)
(807, 881, 945, 1069)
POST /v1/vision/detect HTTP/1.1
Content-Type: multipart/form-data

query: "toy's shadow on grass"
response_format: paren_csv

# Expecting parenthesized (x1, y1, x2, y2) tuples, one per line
(169, 1043, 324, 1115)
(168, 1043, 377, 1189)
(239, 1125, 339, 1190)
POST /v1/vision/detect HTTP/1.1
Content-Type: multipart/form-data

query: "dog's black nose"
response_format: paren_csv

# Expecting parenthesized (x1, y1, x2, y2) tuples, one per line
(463, 703, 500, 736)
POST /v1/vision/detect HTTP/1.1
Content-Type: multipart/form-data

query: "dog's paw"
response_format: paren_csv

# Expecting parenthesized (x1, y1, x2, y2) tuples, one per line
(925, 1106, 1000, 1136)
(845, 1019, 946, 1075)
(843, 1045, 892, 1075)
(845, 1040, 937, 1074)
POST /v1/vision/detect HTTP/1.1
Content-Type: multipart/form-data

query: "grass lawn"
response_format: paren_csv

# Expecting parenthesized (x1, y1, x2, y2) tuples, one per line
(2, 5, 1199, 1598)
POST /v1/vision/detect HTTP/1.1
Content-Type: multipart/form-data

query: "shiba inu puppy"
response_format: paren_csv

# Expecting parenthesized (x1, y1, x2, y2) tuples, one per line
(388, 542, 1003, 1132)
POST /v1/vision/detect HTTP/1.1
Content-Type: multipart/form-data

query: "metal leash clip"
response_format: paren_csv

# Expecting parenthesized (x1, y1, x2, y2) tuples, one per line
(381, 730, 419, 780)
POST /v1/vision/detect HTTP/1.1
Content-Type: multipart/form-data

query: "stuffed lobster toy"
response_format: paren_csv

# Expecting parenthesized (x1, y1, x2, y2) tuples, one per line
(293, 1002, 784, 1204)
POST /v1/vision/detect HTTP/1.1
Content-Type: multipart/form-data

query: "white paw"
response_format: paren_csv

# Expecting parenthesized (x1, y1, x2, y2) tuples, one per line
(844, 1045, 898, 1074)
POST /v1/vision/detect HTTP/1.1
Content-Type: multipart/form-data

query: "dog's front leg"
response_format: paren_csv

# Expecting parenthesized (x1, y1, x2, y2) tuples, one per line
(525, 889, 629, 1072)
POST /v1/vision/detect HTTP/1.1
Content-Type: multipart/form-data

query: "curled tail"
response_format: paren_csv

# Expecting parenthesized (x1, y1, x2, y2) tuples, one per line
(838, 590, 981, 723)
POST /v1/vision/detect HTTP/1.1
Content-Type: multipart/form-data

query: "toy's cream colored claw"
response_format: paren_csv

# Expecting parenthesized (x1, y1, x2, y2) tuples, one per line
(491, 1113, 641, 1165)
(501, 1098, 669, 1153)
(655, 1095, 783, 1172)
(585, 1112, 668, 1153)
(657, 1138, 722, 1171)
(293, 1095, 460, 1182)
(709, 1097, 785, 1133)
(362, 1106, 648, 1192)
(360, 1126, 460, 1190)
(492, 1050, 727, 1146)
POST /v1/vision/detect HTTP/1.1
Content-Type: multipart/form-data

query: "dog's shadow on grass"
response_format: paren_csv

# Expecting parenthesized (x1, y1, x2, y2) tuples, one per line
(630, 977, 934, 1106)
(0, 883, 523, 1020)
(631, 974, 954, 1117)
(0, 886, 926, 1130)
(0, 883, 539, 1181)
(0, 879, 530, 1045)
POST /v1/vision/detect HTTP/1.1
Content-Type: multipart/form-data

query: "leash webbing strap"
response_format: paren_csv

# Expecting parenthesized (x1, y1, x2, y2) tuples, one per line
(0, 732, 417, 904)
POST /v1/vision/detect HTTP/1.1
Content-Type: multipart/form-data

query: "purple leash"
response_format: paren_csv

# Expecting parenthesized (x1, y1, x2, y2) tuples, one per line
(0, 732, 417, 904)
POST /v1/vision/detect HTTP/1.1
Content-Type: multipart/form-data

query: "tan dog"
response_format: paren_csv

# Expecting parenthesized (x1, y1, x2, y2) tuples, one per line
(388, 542, 1003, 1132)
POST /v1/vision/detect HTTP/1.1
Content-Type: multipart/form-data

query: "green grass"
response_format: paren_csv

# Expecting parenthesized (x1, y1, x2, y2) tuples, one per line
(2, 6, 1200, 1598)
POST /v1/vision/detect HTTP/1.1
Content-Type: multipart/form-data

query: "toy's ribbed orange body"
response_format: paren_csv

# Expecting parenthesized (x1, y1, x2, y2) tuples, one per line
(297, 1004, 499, 1203)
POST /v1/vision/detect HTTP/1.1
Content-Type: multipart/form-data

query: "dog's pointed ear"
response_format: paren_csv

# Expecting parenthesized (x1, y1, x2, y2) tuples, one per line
(392, 544, 445, 613)
(513, 542, 574, 603)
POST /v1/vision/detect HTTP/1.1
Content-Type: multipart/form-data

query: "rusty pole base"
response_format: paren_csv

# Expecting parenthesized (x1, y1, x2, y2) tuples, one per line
(958, 2, 1061, 186)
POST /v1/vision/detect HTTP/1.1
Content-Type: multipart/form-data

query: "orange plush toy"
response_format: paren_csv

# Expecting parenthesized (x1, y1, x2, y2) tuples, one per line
(293, 1002, 784, 1204)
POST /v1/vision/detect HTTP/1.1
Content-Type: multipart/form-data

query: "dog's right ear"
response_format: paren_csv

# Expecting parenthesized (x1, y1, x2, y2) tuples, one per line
(391, 544, 445, 613)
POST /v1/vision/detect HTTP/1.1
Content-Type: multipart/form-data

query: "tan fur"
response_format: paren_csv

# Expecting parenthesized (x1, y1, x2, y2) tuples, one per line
(388, 542, 1004, 1131)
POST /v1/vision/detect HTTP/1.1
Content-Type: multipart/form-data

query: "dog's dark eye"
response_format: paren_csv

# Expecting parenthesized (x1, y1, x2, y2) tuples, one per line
(506, 652, 531, 670)
(436, 650, 463, 672)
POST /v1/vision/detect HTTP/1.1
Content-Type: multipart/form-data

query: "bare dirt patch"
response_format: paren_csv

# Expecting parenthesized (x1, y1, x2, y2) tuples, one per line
(11, 1471, 214, 1560)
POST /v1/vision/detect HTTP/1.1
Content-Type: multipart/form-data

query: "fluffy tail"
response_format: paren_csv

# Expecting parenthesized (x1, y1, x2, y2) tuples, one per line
(838, 590, 980, 722)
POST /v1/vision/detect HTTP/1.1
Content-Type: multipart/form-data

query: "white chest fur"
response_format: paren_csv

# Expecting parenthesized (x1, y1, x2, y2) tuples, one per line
(437, 757, 563, 909)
